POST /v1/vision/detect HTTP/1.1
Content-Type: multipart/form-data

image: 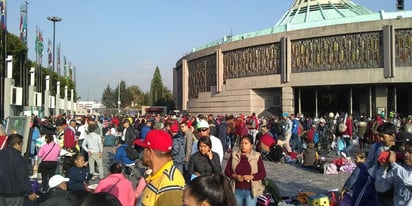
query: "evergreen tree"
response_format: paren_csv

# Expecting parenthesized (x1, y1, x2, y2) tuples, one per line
(150, 66, 164, 104)
(101, 85, 116, 107)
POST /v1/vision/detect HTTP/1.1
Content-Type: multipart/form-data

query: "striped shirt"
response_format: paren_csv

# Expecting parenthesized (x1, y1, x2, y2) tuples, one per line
(141, 160, 185, 206)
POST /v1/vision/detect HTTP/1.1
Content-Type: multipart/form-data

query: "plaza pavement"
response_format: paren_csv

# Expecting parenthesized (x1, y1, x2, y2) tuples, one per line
(94, 145, 357, 197)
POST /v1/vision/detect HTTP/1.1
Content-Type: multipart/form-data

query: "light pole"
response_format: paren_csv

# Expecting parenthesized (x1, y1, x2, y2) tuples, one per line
(47, 16, 62, 74)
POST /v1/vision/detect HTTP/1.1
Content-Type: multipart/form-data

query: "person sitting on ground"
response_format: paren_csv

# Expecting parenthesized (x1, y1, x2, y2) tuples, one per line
(188, 136, 221, 180)
(114, 140, 138, 177)
(183, 173, 236, 206)
(39, 175, 79, 206)
(258, 126, 276, 161)
(94, 162, 135, 206)
(302, 141, 319, 168)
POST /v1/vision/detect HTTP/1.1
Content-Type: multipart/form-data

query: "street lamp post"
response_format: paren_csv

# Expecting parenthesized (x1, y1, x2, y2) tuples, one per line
(47, 16, 62, 73)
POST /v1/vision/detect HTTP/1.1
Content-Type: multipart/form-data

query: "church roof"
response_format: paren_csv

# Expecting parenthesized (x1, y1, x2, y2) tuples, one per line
(275, 0, 373, 27)
(191, 0, 412, 53)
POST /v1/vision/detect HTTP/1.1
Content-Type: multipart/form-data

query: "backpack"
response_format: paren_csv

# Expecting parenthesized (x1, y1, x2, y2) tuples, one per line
(125, 145, 139, 160)
(246, 117, 256, 129)
(351, 163, 378, 206)
(313, 132, 319, 144)
(172, 134, 186, 164)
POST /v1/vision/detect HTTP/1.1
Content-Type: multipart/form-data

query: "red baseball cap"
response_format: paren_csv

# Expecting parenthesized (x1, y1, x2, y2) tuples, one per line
(134, 130, 173, 152)
(170, 122, 179, 133)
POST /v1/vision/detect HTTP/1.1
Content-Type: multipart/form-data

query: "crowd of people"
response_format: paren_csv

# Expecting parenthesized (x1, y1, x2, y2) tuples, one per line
(0, 111, 411, 205)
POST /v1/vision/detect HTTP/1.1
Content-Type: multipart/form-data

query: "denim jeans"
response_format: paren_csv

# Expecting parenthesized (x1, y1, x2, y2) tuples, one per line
(235, 188, 257, 206)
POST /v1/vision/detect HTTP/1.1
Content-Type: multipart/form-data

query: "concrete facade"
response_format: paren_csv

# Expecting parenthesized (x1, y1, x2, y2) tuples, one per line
(174, 3, 412, 118)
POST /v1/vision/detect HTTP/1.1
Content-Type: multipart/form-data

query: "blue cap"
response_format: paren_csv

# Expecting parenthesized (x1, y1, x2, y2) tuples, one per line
(282, 112, 289, 117)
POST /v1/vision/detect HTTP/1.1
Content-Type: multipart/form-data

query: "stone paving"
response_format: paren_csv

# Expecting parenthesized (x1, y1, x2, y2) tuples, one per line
(94, 145, 357, 198)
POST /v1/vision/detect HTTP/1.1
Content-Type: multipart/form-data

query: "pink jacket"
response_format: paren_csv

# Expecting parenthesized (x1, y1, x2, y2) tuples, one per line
(38, 142, 61, 161)
(94, 173, 135, 206)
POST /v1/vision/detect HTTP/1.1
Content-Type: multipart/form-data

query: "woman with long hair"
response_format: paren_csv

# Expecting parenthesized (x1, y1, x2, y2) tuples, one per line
(183, 173, 236, 206)
(225, 134, 266, 206)
(37, 133, 61, 192)
(187, 136, 221, 179)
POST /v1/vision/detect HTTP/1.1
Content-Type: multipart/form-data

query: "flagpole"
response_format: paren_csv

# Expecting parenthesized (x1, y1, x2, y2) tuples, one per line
(0, 0, 6, 121)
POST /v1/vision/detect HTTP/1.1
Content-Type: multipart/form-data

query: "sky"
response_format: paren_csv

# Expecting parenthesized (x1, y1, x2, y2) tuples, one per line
(6, 0, 410, 102)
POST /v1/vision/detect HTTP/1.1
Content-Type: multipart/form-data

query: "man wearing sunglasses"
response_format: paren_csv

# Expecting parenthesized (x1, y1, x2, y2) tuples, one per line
(191, 120, 224, 164)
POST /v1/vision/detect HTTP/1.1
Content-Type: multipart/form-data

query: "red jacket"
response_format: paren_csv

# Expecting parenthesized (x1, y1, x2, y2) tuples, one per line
(306, 128, 316, 143)
(63, 127, 76, 149)
(342, 118, 353, 137)
(0, 135, 7, 149)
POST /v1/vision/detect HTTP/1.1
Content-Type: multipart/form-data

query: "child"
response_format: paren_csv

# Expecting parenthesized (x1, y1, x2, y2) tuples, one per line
(375, 141, 412, 206)
(340, 153, 366, 201)
(66, 153, 90, 199)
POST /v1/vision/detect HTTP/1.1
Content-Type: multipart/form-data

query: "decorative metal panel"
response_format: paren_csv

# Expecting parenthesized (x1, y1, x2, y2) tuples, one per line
(395, 29, 412, 67)
(223, 43, 280, 82)
(291, 32, 383, 72)
(188, 55, 216, 99)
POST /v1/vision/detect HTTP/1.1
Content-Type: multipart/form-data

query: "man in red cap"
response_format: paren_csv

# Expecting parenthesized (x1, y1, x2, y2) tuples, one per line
(135, 130, 185, 206)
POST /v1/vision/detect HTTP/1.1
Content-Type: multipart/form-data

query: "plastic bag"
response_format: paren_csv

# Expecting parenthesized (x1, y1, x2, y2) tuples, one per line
(337, 138, 346, 152)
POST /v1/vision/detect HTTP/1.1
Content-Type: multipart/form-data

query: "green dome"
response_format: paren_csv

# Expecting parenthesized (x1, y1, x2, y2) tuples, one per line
(276, 0, 373, 26)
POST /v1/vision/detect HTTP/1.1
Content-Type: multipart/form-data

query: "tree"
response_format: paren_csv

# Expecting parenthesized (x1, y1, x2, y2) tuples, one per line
(2, 31, 76, 100)
(149, 66, 164, 105)
(153, 86, 175, 111)
(127, 85, 144, 107)
(101, 85, 116, 107)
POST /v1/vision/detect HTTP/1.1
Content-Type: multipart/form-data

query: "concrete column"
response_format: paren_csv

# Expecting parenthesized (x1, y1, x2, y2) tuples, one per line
(375, 85, 388, 119)
(56, 81, 60, 115)
(298, 89, 302, 114)
(280, 37, 291, 83)
(4, 55, 13, 118)
(369, 87, 372, 119)
(282, 86, 294, 115)
(383, 25, 395, 78)
(71, 89, 74, 115)
(182, 59, 189, 111)
(315, 89, 318, 117)
(64, 86, 68, 114)
(44, 75, 50, 117)
(350, 87, 353, 114)
(28, 67, 36, 108)
(216, 48, 224, 93)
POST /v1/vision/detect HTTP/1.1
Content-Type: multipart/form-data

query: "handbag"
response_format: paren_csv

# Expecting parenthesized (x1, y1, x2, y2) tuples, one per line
(38, 143, 56, 172)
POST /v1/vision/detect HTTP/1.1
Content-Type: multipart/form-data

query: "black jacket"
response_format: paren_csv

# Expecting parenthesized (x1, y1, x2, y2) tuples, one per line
(0, 146, 32, 197)
(39, 188, 78, 206)
(188, 151, 221, 176)
(124, 127, 137, 146)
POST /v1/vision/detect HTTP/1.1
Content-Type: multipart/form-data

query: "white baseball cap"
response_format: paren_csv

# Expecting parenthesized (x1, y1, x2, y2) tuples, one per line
(49, 175, 69, 188)
(196, 120, 209, 129)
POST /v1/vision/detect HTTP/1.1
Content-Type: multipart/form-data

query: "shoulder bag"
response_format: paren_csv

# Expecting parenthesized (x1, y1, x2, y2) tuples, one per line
(38, 143, 56, 172)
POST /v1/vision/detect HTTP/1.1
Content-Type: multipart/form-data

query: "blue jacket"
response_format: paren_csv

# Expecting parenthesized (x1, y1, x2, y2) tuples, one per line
(114, 144, 134, 165)
(292, 119, 299, 135)
(67, 166, 89, 192)
(141, 126, 151, 140)
(0, 146, 33, 197)
(172, 133, 185, 164)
